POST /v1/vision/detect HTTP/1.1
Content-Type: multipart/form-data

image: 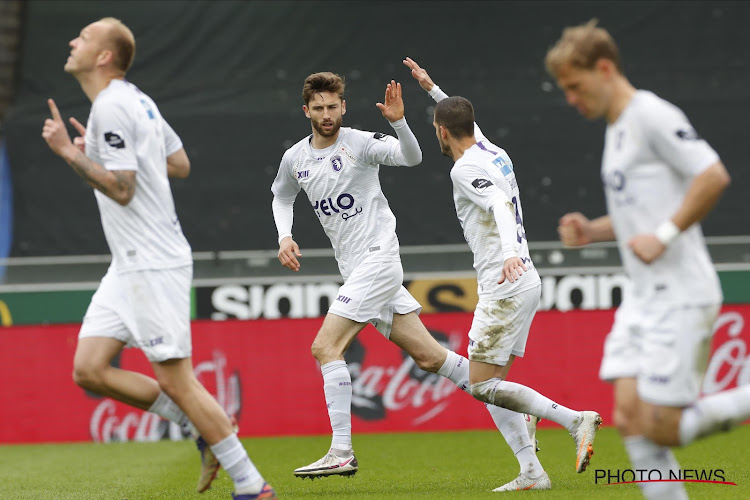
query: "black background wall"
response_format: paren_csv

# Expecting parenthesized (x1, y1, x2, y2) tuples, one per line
(5, 1, 749, 255)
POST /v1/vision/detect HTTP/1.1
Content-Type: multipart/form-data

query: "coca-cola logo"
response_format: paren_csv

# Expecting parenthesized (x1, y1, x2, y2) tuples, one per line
(703, 312, 750, 395)
(346, 330, 461, 424)
(90, 351, 241, 443)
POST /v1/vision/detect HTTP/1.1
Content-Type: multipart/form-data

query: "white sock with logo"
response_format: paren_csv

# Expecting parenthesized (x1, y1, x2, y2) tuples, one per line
(322, 360, 353, 453)
(471, 378, 582, 432)
(148, 391, 197, 436)
(210, 433, 264, 494)
(487, 405, 543, 476)
(437, 350, 470, 392)
(624, 435, 687, 500)
(679, 385, 750, 445)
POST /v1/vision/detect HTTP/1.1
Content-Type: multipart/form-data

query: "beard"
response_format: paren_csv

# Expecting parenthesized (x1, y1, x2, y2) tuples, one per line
(311, 116, 342, 138)
(438, 137, 452, 158)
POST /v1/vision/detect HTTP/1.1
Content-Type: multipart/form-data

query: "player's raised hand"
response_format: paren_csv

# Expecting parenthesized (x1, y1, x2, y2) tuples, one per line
(403, 57, 435, 92)
(375, 80, 405, 123)
(628, 234, 665, 264)
(558, 212, 592, 247)
(41, 98, 75, 157)
(278, 236, 303, 272)
(69, 116, 87, 153)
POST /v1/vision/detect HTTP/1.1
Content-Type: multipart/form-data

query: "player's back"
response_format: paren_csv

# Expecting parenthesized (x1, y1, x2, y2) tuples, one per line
(85, 79, 192, 273)
(450, 128, 539, 299)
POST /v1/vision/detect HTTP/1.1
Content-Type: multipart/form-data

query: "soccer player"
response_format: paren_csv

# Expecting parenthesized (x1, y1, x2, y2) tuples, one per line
(41, 18, 275, 500)
(272, 72, 539, 481)
(546, 20, 750, 500)
(404, 57, 603, 491)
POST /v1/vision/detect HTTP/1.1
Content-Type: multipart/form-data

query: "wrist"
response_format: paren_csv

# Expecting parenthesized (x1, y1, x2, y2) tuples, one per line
(427, 85, 441, 98)
(655, 220, 680, 246)
(278, 233, 292, 245)
(61, 143, 80, 163)
(389, 117, 406, 128)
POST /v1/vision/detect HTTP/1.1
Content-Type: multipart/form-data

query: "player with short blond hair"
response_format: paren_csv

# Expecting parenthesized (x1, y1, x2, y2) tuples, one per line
(547, 19, 750, 500)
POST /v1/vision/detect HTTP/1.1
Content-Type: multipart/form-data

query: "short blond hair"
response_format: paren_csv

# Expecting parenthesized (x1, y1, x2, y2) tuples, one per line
(99, 17, 136, 73)
(545, 19, 622, 76)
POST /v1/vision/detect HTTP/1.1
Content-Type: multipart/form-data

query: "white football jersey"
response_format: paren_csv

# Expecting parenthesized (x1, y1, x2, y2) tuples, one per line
(602, 90, 722, 304)
(451, 125, 540, 299)
(272, 127, 412, 279)
(85, 79, 192, 272)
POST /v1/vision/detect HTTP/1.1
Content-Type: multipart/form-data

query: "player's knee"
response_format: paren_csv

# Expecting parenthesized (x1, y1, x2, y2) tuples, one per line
(613, 404, 638, 436)
(642, 412, 681, 446)
(72, 363, 102, 391)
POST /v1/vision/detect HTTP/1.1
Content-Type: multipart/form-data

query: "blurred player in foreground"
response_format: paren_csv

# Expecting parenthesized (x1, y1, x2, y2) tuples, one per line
(405, 57, 602, 491)
(546, 20, 750, 500)
(41, 17, 275, 499)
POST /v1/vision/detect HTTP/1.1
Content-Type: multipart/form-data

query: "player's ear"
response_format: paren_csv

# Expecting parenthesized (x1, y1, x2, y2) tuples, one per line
(341, 100, 346, 116)
(303, 105, 310, 118)
(595, 58, 615, 78)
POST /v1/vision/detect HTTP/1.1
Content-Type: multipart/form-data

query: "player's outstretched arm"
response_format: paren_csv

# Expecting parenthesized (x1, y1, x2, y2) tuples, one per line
(375, 80, 405, 123)
(403, 57, 448, 103)
(42, 98, 135, 205)
(558, 213, 614, 247)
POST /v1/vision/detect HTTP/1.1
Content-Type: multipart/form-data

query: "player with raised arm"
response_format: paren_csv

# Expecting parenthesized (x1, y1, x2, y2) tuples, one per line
(404, 57, 602, 491)
(546, 20, 750, 500)
(41, 18, 275, 499)
(272, 72, 543, 482)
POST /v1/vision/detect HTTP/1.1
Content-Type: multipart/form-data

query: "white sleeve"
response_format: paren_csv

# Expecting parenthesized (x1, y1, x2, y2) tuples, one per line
(362, 118, 422, 167)
(162, 118, 183, 156)
(93, 100, 138, 171)
(451, 165, 518, 260)
(641, 98, 720, 177)
(272, 196, 294, 244)
(429, 85, 488, 143)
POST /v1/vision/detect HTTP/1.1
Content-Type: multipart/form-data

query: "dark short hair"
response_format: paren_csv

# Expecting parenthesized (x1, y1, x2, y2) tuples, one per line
(434, 96, 474, 139)
(302, 72, 345, 105)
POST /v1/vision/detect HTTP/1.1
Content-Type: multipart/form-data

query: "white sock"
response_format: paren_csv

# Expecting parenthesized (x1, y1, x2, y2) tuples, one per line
(148, 391, 197, 436)
(210, 434, 264, 494)
(679, 385, 750, 445)
(322, 360, 352, 452)
(487, 405, 543, 476)
(624, 435, 687, 500)
(471, 378, 582, 432)
(437, 350, 470, 393)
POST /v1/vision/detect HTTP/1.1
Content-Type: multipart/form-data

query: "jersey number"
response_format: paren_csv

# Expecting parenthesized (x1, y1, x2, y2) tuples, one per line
(512, 196, 526, 243)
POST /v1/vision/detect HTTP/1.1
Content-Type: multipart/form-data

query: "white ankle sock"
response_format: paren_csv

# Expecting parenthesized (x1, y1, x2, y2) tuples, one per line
(680, 385, 750, 445)
(210, 434, 264, 494)
(487, 405, 543, 476)
(322, 360, 352, 451)
(148, 392, 197, 436)
(624, 435, 687, 500)
(471, 378, 581, 432)
(437, 350, 470, 393)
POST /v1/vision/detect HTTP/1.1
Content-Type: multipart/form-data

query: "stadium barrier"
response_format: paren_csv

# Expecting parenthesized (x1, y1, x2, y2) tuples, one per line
(1, 306, 748, 444)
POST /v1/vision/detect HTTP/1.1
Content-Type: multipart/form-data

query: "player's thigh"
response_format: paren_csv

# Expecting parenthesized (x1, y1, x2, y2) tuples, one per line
(637, 303, 720, 408)
(312, 312, 368, 363)
(122, 266, 193, 362)
(389, 311, 445, 370)
(613, 377, 641, 436)
(74, 336, 127, 373)
(467, 286, 540, 367)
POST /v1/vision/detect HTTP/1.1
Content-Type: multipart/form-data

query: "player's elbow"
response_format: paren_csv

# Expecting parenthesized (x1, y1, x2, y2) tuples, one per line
(404, 150, 423, 167)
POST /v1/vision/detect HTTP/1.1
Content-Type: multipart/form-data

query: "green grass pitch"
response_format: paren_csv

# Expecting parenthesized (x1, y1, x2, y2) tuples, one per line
(1, 426, 748, 499)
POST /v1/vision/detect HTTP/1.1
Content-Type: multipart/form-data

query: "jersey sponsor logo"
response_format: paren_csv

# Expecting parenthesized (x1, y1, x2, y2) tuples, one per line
(313, 192, 355, 216)
(675, 128, 701, 141)
(340, 146, 357, 163)
(331, 155, 344, 172)
(492, 156, 513, 176)
(139, 98, 155, 119)
(104, 131, 125, 149)
(373, 132, 387, 141)
(471, 178, 493, 194)
(602, 170, 626, 192)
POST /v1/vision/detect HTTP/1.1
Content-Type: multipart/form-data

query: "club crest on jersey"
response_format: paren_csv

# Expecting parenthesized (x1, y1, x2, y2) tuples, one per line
(104, 131, 125, 149)
(331, 155, 344, 172)
(471, 178, 493, 194)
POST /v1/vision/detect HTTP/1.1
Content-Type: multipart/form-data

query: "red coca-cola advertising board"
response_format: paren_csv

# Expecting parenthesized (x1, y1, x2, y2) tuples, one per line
(1, 307, 749, 444)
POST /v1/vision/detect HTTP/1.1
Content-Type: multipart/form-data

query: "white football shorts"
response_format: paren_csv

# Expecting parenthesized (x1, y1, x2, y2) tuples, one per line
(328, 259, 421, 339)
(599, 298, 720, 406)
(79, 265, 193, 362)
(467, 285, 541, 366)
